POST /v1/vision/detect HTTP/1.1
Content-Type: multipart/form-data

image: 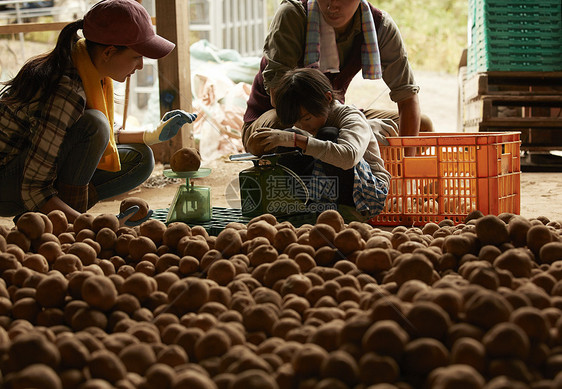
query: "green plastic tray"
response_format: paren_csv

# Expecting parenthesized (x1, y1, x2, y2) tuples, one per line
(151, 207, 318, 236)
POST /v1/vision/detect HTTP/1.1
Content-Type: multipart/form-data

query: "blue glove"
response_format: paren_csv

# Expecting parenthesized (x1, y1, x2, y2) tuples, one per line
(117, 205, 154, 227)
(143, 110, 197, 145)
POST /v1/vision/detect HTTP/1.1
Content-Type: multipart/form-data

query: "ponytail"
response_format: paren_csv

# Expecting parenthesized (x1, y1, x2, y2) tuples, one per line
(0, 19, 83, 108)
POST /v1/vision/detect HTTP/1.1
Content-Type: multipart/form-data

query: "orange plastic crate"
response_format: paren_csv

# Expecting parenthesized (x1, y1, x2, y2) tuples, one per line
(369, 132, 521, 226)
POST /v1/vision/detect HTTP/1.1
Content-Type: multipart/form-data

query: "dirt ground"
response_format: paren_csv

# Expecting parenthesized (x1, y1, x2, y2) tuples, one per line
(2, 70, 562, 228)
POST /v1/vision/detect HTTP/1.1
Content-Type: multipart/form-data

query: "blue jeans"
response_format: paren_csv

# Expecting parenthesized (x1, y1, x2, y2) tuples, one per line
(0, 109, 154, 216)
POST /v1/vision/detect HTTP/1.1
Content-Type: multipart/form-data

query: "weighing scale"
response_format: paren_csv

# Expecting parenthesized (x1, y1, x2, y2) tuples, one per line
(229, 151, 309, 218)
(163, 168, 212, 223)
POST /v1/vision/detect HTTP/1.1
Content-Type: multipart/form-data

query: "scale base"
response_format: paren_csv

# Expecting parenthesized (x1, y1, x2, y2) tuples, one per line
(166, 185, 211, 223)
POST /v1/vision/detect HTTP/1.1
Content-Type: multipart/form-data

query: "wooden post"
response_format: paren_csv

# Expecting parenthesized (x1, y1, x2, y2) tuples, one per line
(152, 0, 193, 164)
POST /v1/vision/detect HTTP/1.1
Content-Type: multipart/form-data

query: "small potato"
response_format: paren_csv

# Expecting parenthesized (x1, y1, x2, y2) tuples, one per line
(128, 236, 158, 262)
(475, 215, 509, 246)
(206, 259, 236, 286)
(263, 258, 300, 288)
(47, 210, 69, 236)
(355, 248, 392, 273)
(73, 213, 95, 234)
(308, 224, 336, 249)
(88, 349, 128, 383)
(22, 253, 49, 273)
(16, 212, 45, 240)
(8, 364, 62, 389)
(316, 210, 345, 233)
(121, 272, 157, 303)
(139, 219, 167, 246)
(214, 228, 243, 258)
(362, 319, 409, 360)
(35, 274, 68, 308)
(482, 322, 530, 360)
(52, 254, 83, 275)
(67, 242, 98, 266)
(92, 213, 120, 233)
(246, 220, 277, 244)
(162, 222, 191, 250)
(118, 343, 157, 375)
(81, 275, 118, 311)
(402, 337, 449, 376)
(291, 343, 328, 378)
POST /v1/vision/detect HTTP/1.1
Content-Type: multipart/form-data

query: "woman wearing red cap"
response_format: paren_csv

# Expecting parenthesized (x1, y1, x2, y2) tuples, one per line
(0, 0, 196, 223)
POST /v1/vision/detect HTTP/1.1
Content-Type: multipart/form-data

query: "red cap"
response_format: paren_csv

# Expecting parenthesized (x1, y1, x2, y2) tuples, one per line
(83, 0, 175, 59)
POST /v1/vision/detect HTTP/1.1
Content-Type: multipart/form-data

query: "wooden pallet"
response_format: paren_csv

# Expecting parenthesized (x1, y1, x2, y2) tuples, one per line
(464, 71, 562, 102)
(463, 125, 562, 151)
(464, 94, 562, 128)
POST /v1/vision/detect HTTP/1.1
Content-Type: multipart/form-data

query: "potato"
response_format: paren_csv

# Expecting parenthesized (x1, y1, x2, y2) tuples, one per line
(192, 328, 231, 362)
(128, 236, 157, 262)
(316, 210, 344, 233)
(121, 272, 157, 303)
(402, 337, 449, 376)
(6, 230, 31, 252)
(355, 248, 392, 274)
(170, 147, 201, 172)
(263, 258, 300, 288)
(475, 215, 509, 246)
(88, 349, 128, 383)
(73, 213, 95, 234)
(229, 368, 278, 389)
(119, 343, 157, 375)
(167, 278, 209, 315)
(162, 222, 191, 250)
(248, 244, 278, 267)
(8, 332, 60, 370)
(207, 259, 236, 286)
(214, 228, 243, 258)
(157, 344, 188, 367)
(81, 275, 118, 311)
(246, 220, 277, 244)
(16, 212, 45, 240)
(120, 197, 150, 222)
(493, 248, 533, 278)
(482, 322, 530, 360)
(35, 274, 68, 309)
(139, 219, 167, 246)
(527, 224, 555, 260)
(291, 343, 328, 378)
(71, 307, 108, 331)
(319, 349, 359, 386)
(464, 289, 512, 330)
(52, 253, 83, 275)
(7, 363, 62, 389)
(21, 253, 48, 274)
(392, 253, 434, 286)
(426, 364, 486, 389)
(67, 242, 98, 266)
(273, 228, 298, 253)
(92, 213, 120, 233)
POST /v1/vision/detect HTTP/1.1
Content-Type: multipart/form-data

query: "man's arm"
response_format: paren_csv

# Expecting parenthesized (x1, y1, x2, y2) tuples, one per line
(397, 94, 421, 137)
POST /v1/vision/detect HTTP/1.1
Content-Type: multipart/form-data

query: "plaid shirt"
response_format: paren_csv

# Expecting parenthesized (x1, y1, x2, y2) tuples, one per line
(0, 66, 86, 211)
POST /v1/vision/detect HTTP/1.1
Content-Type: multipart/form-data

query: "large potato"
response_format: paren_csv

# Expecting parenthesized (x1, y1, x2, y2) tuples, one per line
(170, 147, 201, 172)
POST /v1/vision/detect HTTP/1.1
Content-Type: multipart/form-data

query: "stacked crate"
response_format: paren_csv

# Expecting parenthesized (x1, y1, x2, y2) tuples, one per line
(464, 0, 562, 159)
(467, 0, 562, 74)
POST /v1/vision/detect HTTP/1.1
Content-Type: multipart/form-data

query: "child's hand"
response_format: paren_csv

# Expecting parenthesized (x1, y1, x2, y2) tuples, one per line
(252, 129, 295, 152)
(143, 110, 197, 145)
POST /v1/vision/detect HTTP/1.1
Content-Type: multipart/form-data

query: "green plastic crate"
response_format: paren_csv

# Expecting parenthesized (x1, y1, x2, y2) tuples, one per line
(151, 207, 318, 236)
(467, 0, 562, 74)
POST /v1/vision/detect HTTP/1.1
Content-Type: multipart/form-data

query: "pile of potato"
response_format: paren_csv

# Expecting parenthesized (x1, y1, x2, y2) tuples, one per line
(1, 208, 562, 389)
